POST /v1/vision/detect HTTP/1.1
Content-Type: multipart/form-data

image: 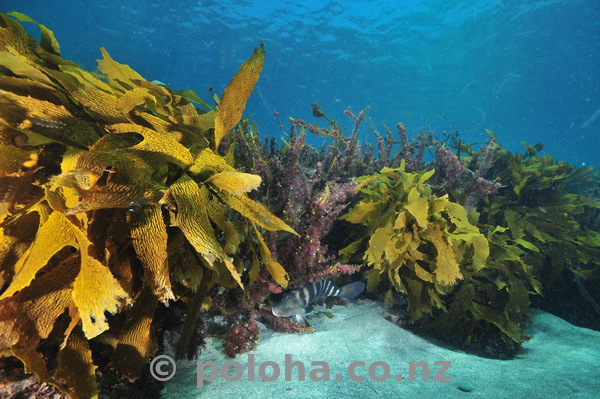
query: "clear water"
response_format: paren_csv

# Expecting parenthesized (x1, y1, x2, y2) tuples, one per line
(3, 0, 598, 166)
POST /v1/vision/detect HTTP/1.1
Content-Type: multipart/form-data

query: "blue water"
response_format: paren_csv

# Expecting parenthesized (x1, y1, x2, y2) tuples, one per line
(2, 0, 598, 167)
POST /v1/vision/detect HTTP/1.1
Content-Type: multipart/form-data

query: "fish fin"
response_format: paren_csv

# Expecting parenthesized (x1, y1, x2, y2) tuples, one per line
(295, 314, 310, 327)
(338, 281, 365, 300)
(305, 304, 315, 313)
(313, 297, 325, 306)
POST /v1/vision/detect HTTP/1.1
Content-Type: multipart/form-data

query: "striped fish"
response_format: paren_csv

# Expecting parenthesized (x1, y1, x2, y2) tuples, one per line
(272, 278, 365, 326)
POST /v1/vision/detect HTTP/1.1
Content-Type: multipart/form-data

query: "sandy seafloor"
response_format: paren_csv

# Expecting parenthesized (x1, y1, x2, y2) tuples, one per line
(161, 301, 600, 398)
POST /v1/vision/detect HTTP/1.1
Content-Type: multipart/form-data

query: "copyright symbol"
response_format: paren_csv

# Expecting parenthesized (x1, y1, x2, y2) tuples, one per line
(150, 355, 176, 381)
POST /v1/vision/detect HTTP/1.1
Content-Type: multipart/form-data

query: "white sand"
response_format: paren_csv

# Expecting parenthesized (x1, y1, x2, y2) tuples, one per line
(161, 302, 600, 398)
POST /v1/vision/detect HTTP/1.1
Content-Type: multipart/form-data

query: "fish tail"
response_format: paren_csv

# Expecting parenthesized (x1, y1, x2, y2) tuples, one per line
(338, 281, 365, 300)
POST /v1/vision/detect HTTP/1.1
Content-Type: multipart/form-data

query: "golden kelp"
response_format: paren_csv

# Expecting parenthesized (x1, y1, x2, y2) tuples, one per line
(339, 162, 531, 345)
(0, 12, 294, 398)
(339, 138, 600, 349)
(213, 44, 265, 147)
(425, 143, 600, 348)
(340, 161, 489, 319)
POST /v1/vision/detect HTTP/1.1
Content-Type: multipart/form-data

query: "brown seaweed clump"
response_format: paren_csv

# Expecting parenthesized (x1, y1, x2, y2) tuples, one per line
(0, 12, 295, 398)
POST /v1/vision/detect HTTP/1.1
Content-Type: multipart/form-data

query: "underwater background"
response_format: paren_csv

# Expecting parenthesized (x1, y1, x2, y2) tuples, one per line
(3, 0, 599, 167)
(1, 1, 600, 398)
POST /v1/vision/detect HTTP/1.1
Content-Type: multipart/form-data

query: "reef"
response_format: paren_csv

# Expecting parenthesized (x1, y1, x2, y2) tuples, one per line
(1, 11, 600, 398)
(225, 104, 600, 357)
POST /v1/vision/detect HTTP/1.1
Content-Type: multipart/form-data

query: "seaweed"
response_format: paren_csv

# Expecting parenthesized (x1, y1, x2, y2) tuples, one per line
(479, 143, 600, 327)
(337, 135, 600, 355)
(0, 12, 294, 398)
(338, 162, 489, 319)
(2, 11, 600, 397)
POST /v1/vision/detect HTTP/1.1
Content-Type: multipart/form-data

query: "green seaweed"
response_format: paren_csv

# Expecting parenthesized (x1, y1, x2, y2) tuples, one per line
(337, 141, 599, 352)
(480, 143, 600, 301)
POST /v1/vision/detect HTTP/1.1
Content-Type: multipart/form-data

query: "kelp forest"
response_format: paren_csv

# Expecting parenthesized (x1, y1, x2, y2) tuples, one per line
(0, 12, 599, 399)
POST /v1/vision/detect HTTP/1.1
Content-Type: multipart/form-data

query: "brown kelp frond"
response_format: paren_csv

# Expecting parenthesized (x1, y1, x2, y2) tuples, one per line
(214, 43, 265, 147)
(336, 135, 600, 354)
(340, 161, 488, 308)
(0, 12, 292, 397)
